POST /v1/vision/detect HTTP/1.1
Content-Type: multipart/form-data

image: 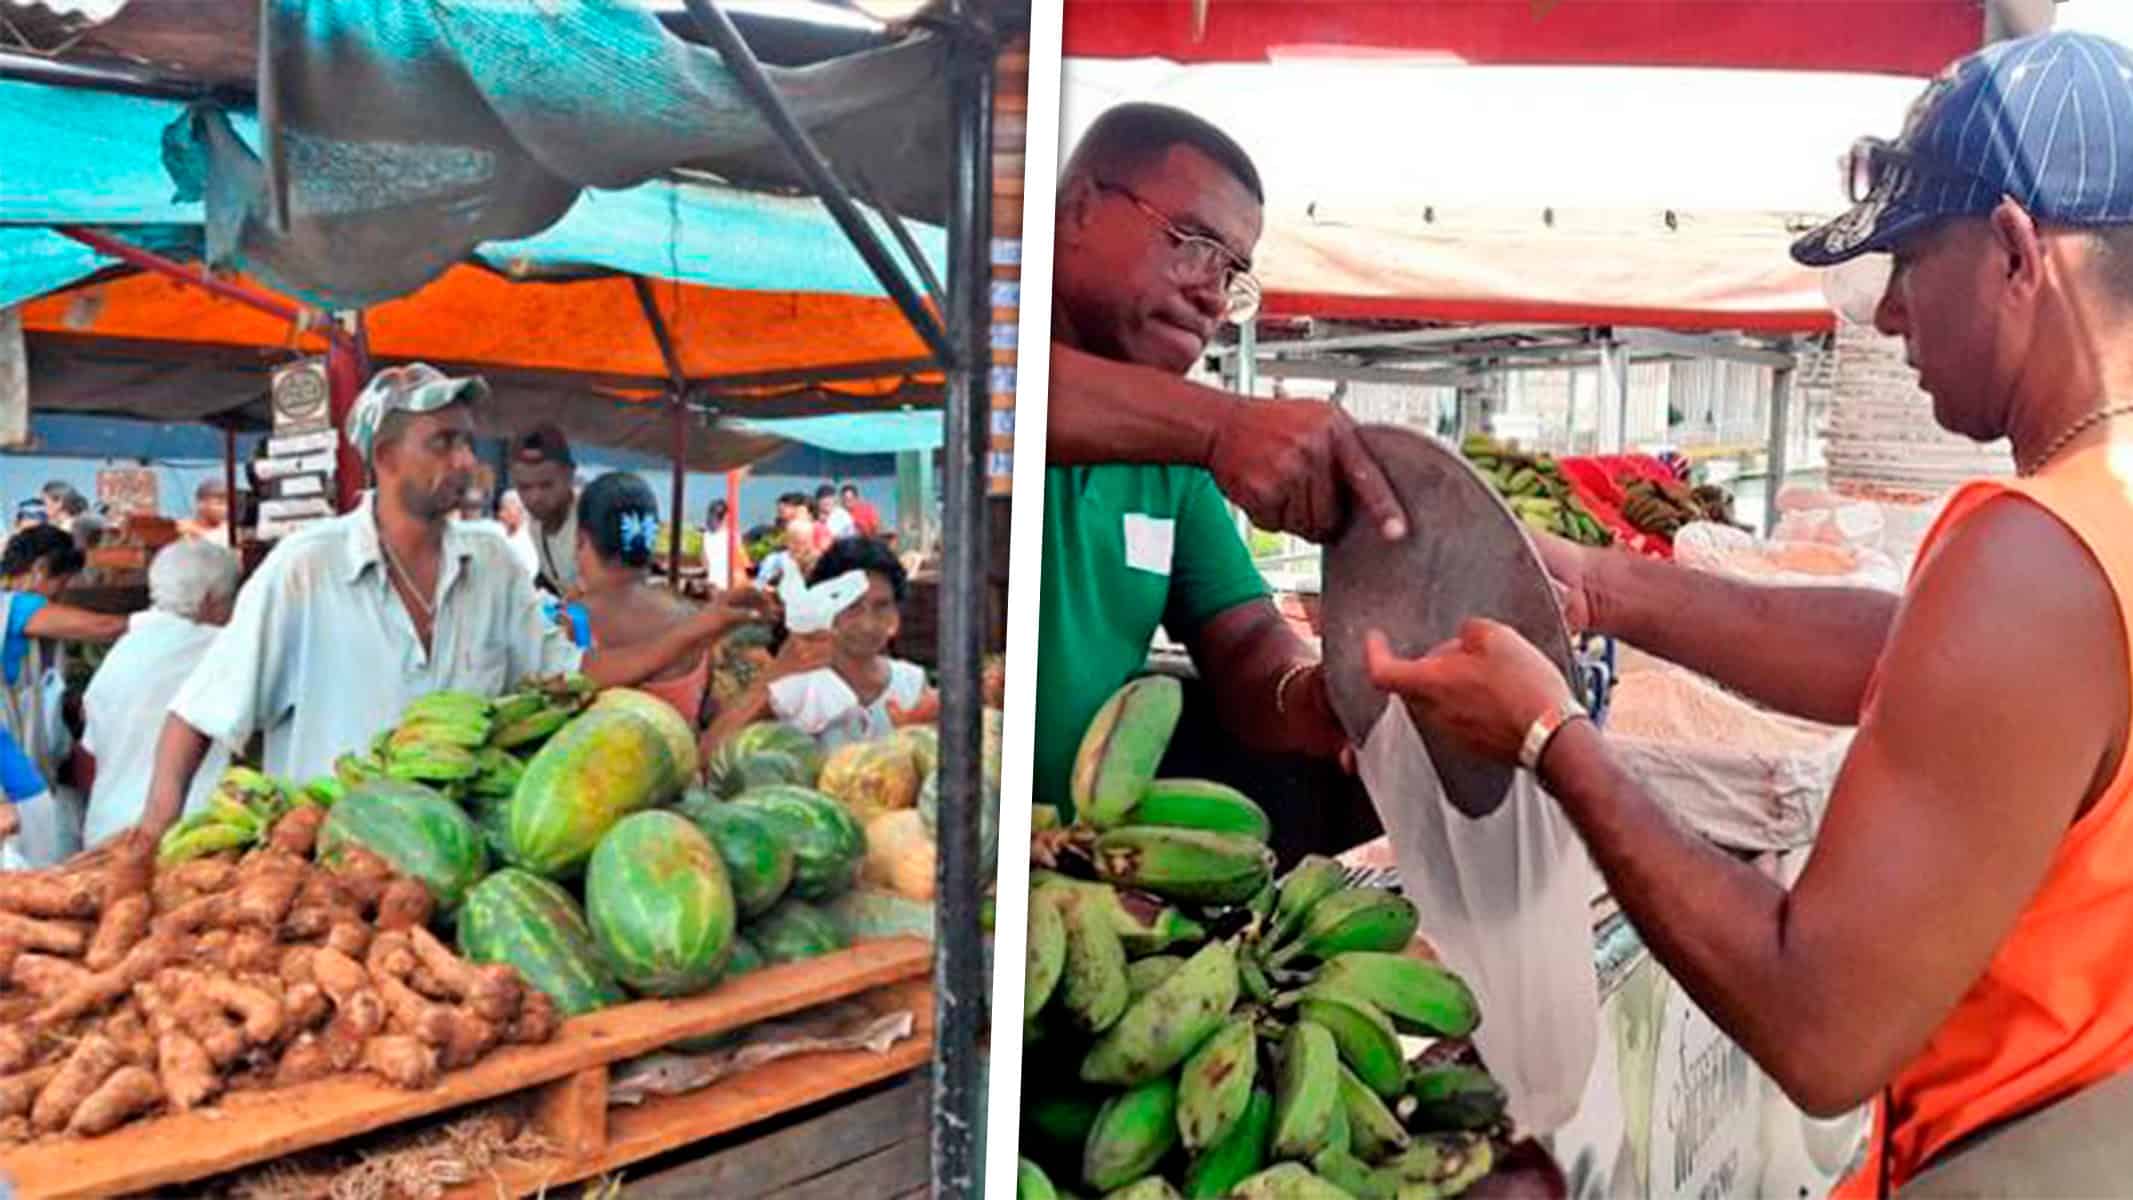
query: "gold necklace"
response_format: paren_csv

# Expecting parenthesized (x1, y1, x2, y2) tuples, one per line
(2018, 402, 2133, 477)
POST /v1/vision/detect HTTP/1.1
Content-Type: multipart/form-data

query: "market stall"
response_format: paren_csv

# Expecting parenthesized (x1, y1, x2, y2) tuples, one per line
(0, 0, 1021, 1192)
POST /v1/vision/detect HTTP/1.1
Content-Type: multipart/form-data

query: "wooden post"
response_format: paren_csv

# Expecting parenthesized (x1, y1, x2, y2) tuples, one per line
(669, 394, 687, 593)
(532, 1065, 609, 1163)
(223, 427, 238, 549)
(725, 467, 743, 589)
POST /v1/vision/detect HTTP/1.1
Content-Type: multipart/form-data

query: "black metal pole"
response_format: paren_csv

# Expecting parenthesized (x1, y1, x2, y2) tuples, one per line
(676, 0, 955, 366)
(932, 12, 994, 1200)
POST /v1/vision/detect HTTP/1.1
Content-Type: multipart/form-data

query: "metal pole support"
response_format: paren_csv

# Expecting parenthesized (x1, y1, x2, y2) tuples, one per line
(1765, 344, 1795, 537)
(932, 15, 995, 1200)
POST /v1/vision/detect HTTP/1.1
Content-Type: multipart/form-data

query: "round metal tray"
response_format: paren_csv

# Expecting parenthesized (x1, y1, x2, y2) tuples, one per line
(1320, 426, 1578, 818)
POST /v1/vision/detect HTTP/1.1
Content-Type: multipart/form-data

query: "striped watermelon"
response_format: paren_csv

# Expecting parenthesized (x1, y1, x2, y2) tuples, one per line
(748, 899, 852, 965)
(585, 811, 737, 997)
(505, 707, 678, 878)
(590, 688, 701, 789)
(704, 722, 823, 798)
(457, 868, 626, 1016)
(918, 707, 1003, 876)
(317, 780, 487, 910)
(673, 789, 795, 919)
(731, 785, 866, 901)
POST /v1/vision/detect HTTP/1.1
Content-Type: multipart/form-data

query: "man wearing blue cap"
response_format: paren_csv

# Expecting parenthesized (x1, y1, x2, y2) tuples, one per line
(1362, 31, 2133, 1195)
(131, 363, 759, 843)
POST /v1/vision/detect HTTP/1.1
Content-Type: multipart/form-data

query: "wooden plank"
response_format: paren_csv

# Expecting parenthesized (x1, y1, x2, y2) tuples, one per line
(531, 1066, 608, 1163)
(446, 982, 936, 1198)
(619, 1074, 926, 1199)
(0, 938, 929, 1200)
(777, 1136, 931, 1200)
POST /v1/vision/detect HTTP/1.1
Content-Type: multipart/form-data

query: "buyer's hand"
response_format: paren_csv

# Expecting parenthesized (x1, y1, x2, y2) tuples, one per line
(1363, 621, 1574, 765)
(1208, 400, 1407, 544)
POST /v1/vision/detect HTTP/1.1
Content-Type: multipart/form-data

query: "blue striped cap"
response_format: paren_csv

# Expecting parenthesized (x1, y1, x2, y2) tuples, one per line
(1794, 31, 2133, 266)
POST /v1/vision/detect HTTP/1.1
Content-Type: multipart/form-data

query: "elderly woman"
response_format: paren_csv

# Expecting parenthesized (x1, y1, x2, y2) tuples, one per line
(80, 540, 242, 848)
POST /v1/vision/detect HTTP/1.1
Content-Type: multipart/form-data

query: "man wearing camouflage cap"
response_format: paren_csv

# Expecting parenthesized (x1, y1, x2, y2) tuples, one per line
(134, 364, 745, 841)
(1362, 30, 2133, 1196)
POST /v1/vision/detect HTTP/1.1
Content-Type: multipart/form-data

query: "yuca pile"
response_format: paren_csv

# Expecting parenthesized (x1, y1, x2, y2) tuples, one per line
(0, 797, 555, 1146)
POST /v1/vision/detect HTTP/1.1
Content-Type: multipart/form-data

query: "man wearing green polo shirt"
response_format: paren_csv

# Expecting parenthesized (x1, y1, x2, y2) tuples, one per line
(1035, 103, 1406, 812)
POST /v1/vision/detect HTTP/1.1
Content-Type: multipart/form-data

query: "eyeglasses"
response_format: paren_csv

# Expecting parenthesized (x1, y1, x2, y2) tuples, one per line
(1096, 181, 1262, 324)
(1841, 136, 1999, 207)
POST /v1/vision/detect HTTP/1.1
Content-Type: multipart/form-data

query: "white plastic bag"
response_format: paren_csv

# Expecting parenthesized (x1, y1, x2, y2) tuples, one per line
(1355, 699, 1599, 1135)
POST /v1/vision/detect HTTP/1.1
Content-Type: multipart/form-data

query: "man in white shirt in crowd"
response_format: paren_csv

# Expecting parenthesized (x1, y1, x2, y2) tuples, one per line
(700, 498, 736, 591)
(80, 538, 240, 847)
(509, 424, 581, 598)
(816, 484, 857, 540)
(134, 364, 743, 838)
(179, 480, 230, 543)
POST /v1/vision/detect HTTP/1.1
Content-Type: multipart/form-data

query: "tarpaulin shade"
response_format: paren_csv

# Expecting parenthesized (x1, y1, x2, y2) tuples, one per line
(18, 267, 940, 391)
(1062, 0, 1980, 76)
(733, 410, 946, 454)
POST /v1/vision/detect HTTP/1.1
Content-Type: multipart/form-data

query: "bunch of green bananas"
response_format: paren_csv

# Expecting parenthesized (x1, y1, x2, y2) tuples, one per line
(156, 765, 304, 864)
(1023, 679, 1511, 1200)
(488, 674, 596, 752)
(1459, 434, 1612, 549)
(375, 690, 493, 787)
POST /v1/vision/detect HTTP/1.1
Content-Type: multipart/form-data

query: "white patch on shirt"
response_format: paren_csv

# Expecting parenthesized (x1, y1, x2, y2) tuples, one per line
(1122, 514, 1176, 576)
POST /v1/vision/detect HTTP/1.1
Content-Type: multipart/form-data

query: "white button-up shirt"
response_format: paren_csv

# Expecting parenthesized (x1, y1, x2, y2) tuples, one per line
(82, 610, 232, 847)
(173, 500, 582, 783)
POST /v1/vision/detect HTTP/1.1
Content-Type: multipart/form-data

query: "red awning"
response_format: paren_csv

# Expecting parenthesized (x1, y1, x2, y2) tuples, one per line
(1063, 1, 1980, 76)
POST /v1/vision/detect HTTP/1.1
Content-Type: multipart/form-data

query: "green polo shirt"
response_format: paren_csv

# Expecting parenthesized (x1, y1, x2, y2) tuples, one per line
(1035, 463, 1271, 814)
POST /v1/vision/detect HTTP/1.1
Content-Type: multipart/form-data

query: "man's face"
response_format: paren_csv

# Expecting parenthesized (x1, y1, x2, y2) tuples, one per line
(196, 490, 229, 527)
(511, 459, 574, 528)
(831, 572, 900, 659)
(377, 408, 479, 524)
(1056, 144, 1263, 375)
(1872, 215, 2035, 442)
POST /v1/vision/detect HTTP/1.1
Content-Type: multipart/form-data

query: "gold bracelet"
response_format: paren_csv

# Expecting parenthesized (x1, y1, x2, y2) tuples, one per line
(1274, 660, 1316, 717)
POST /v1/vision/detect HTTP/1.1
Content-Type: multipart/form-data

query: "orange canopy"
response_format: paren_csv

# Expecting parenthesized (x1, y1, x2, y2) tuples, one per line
(22, 263, 941, 395)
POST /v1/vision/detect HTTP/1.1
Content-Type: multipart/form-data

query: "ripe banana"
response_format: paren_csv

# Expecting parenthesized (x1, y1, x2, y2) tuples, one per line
(1177, 1015, 1257, 1153)
(1336, 1064, 1411, 1163)
(1131, 779, 1273, 842)
(1267, 888, 1419, 968)
(1269, 1020, 1341, 1161)
(1288, 987, 1407, 1098)
(1083, 940, 1238, 1086)
(1229, 1163, 1357, 1200)
(1127, 956, 1184, 1000)
(1405, 1066, 1507, 1132)
(1183, 1087, 1272, 1199)
(1019, 1158, 1060, 1200)
(1027, 890, 1068, 1021)
(1313, 953, 1479, 1038)
(1265, 856, 1346, 951)
(1032, 874, 1208, 956)
(1056, 891, 1131, 1034)
(1072, 674, 1184, 829)
(1106, 1177, 1183, 1200)
(1082, 1073, 1181, 1193)
(1093, 827, 1275, 906)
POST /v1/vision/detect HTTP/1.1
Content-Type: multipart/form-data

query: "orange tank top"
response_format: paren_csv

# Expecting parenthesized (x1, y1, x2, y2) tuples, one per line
(1839, 441, 2133, 1197)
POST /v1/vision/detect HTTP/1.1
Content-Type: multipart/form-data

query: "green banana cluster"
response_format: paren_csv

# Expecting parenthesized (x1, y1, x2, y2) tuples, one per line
(331, 680, 585, 806)
(156, 766, 300, 864)
(490, 674, 595, 750)
(1459, 433, 1612, 548)
(1019, 680, 1512, 1200)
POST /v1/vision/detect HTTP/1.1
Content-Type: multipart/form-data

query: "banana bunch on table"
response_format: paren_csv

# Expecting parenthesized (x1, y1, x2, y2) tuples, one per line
(1617, 477, 1739, 539)
(1020, 677, 1512, 1200)
(331, 676, 591, 801)
(1459, 435, 1612, 548)
(156, 766, 302, 864)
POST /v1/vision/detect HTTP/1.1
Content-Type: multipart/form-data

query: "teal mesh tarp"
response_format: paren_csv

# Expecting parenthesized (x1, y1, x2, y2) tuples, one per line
(733, 411, 944, 456)
(172, 0, 946, 306)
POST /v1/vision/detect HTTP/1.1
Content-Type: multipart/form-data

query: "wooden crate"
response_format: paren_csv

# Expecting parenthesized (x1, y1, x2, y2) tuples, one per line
(0, 937, 932, 1200)
(616, 1069, 932, 1200)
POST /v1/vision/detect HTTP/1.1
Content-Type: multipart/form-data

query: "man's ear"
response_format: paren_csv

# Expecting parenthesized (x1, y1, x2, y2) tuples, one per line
(1990, 197, 2048, 301)
(1057, 175, 1100, 246)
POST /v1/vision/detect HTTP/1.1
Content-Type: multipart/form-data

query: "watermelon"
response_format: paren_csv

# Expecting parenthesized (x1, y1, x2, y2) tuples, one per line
(590, 688, 700, 790)
(704, 722, 823, 797)
(585, 811, 738, 997)
(893, 725, 939, 780)
(749, 899, 851, 965)
(317, 780, 487, 910)
(674, 790, 795, 919)
(457, 868, 627, 1016)
(918, 707, 1003, 876)
(731, 785, 866, 901)
(723, 933, 767, 979)
(817, 737, 923, 825)
(504, 707, 679, 878)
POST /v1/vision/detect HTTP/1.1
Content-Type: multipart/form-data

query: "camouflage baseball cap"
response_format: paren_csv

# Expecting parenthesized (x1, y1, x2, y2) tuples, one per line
(345, 363, 490, 463)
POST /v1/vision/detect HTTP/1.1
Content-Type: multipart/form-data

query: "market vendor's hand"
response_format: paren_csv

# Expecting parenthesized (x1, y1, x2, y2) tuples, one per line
(1208, 400, 1406, 544)
(770, 631, 834, 677)
(0, 804, 19, 843)
(887, 688, 941, 727)
(1363, 621, 1574, 766)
